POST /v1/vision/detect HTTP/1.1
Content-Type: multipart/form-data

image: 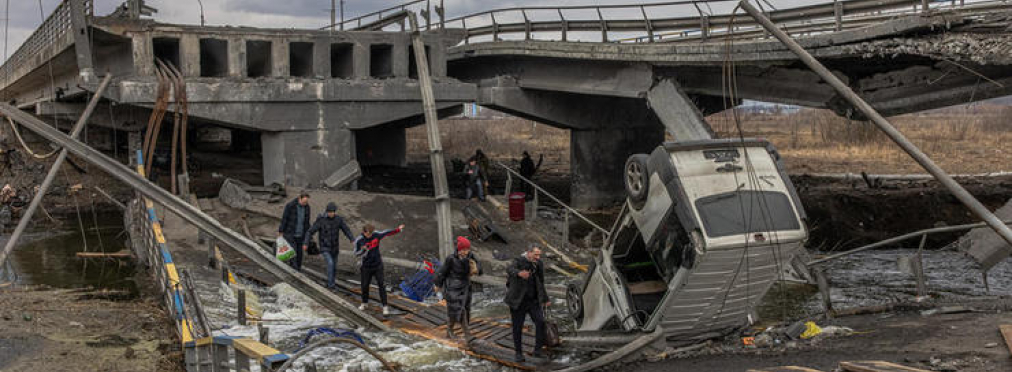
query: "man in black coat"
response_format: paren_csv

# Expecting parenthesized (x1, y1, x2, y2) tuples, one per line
(434, 236, 483, 340)
(278, 192, 311, 271)
(504, 244, 549, 362)
(518, 151, 543, 200)
(302, 202, 354, 288)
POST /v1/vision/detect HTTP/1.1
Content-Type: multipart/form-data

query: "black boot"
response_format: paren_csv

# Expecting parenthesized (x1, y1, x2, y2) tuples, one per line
(446, 321, 456, 339)
(514, 352, 526, 363)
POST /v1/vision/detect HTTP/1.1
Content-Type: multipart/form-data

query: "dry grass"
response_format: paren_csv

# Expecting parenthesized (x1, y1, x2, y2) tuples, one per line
(406, 105, 1011, 176)
(406, 118, 571, 171)
(708, 105, 1012, 174)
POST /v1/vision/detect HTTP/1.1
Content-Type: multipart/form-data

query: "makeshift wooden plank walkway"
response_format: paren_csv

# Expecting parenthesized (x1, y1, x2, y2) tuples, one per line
(325, 277, 561, 370)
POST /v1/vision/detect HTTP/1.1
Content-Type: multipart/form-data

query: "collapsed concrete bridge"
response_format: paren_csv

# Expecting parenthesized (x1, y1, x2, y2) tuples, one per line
(3, 0, 1012, 208)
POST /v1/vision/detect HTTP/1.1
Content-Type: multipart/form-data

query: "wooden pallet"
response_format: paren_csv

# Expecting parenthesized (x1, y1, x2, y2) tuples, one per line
(839, 361, 931, 372)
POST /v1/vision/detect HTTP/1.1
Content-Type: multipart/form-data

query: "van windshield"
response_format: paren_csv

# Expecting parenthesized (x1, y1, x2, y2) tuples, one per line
(694, 190, 800, 238)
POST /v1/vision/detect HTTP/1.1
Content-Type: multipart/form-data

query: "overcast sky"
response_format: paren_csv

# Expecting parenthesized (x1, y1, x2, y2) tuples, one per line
(1, 0, 840, 64)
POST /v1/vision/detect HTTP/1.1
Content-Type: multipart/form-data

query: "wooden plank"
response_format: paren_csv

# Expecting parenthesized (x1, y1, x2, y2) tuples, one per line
(839, 361, 931, 372)
(748, 367, 826, 372)
(1000, 324, 1012, 354)
(76, 250, 133, 259)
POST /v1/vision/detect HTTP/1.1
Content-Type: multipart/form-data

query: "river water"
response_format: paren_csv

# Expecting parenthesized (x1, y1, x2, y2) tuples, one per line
(2, 214, 135, 293)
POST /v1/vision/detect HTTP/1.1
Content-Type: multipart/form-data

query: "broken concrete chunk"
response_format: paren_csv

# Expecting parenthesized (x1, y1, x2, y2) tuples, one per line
(323, 160, 361, 189)
(218, 178, 253, 210)
(956, 198, 1012, 269)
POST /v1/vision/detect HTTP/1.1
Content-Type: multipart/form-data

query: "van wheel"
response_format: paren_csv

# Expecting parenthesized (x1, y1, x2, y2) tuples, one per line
(566, 283, 584, 323)
(625, 155, 650, 209)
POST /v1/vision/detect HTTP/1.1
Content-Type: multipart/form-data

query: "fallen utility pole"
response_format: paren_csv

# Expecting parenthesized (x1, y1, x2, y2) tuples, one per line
(408, 12, 454, 259)
(0, 74, 112, 268)
(0, 103, 391, 332)
(739, 0, 1012, 271)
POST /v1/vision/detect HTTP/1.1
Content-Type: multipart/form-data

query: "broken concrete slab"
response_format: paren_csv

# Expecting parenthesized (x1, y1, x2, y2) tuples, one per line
(323, 160, 361, 189)
(218, 178, 253, 210)
(956, 198, 1012, 269)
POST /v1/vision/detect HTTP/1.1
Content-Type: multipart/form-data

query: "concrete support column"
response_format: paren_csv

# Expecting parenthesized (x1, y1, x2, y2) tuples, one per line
(272, 39, 289, 77)
(393, 39, 410, 78)
(570, 125, 664, 209)
(355, 125, 406, 167)
(429, 40, 447, 77)
(228, 37, 245, 78)
(131, 32, 154, 76)
(261, 129, 355, 187)
(313, 39, 331, 79)
(179, 35, 200, 77)
(353, 43, 370, 78)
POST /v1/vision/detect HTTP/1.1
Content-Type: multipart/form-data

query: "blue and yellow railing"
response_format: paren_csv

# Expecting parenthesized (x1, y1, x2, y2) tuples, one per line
(131, 150, 289, 371)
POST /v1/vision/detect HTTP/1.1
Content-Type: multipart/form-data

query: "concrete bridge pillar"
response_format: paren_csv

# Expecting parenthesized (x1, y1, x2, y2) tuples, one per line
(261, 129, 354, 187)
(571, 125, 664, 209)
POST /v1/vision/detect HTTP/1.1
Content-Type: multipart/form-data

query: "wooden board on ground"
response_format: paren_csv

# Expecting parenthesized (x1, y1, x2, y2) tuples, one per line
(839, 361, 931, 372)
(1000, 324, 1012, 354)
(748, 367, 826, 372)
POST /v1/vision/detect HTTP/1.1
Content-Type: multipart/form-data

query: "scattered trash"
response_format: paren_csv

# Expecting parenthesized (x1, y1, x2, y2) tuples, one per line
(800, 321, 823, 339)
(742, 336, 755, 346)
(984, 342, 998, 348)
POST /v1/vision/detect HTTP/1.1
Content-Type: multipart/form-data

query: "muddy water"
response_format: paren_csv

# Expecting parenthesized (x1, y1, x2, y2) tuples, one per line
(2, 215, 135, 293)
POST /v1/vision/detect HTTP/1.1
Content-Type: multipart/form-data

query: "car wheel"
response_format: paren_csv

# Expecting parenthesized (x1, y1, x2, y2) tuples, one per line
(625, 154, 650, 209)
(566, 282, 584, 324)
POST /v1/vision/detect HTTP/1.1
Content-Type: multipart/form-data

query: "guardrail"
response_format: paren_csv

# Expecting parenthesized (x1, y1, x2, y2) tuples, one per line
(442, 0, 1009, 44)
(0, 0, 92, 94)
(319, 0, 438, 31)
(806, 219, 1012, 315)
(128, 150, 290, 372)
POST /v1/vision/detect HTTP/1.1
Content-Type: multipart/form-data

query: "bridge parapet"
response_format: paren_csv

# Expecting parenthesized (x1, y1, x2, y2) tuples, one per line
(442, 0, 1006, 44)
(0, 0, 93, 95)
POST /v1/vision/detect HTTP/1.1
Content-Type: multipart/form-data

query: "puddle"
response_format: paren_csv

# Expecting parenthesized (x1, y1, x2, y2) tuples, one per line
(2, 213, 136, 294)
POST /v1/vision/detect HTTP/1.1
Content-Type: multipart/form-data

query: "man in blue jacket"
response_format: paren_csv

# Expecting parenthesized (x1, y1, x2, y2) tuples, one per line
(302, 202, 354, 288)
(278, 192, 311, 271)
(353, 223, 404, 316)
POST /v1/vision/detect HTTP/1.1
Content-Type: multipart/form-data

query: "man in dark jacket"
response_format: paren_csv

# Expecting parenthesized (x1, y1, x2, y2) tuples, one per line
(464, 157, 487, 201)
(518, 151, 543, 200)
(504, 244, 549, 362)
(435, 236, 483, 340)
(278, 192, 311, 271)
(302, 202, 354, 288)
(353, 223, 404, 316)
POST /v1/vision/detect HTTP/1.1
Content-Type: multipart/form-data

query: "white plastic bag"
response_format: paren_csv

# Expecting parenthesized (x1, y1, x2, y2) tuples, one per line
(276, 236, 295, 262)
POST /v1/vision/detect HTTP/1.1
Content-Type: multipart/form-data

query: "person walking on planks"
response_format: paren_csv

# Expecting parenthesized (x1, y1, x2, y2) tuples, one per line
(302, 202, 355, 289)
(278, 192, 312, 272)
(505, 244, 549, 362)
(434, 236, 483, 340)
(353, 223, 405, 316)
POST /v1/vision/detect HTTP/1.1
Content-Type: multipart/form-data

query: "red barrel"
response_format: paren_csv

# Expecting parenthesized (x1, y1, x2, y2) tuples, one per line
(509, 192, 526, 221)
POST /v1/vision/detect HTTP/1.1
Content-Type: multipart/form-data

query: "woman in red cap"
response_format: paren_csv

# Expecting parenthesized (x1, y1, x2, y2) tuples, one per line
(434, 236, 482, 340)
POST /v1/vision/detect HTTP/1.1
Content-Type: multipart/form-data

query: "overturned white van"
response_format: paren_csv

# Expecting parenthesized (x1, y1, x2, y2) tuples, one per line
(566, 139, 809, 344)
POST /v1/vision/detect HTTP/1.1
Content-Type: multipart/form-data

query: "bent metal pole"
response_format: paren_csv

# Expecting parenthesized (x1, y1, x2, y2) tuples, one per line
(738, 0, 1012, 270)
(0, 74, 112, 268)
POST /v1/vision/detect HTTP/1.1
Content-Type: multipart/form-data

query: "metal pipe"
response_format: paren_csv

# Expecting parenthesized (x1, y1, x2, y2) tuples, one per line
(739, 0, 1012, 271)
(807, 220, 1012, 266)
(0, 74, 111, 268)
